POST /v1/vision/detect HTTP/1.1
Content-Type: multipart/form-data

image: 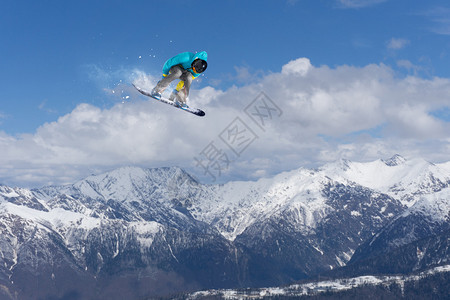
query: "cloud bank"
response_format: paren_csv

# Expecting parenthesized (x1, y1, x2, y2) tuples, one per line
(1, 58, 449, 187)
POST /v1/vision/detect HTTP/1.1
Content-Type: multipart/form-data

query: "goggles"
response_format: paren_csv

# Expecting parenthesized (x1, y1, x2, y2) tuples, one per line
(192, 59, 207, 73)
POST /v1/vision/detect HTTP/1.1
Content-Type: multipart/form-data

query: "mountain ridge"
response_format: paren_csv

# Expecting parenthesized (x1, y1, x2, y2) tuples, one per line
(0, 155, 448, 299)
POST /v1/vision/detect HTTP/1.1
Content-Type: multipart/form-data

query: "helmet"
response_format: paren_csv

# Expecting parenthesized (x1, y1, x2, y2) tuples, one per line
(192, 59, 207, 73)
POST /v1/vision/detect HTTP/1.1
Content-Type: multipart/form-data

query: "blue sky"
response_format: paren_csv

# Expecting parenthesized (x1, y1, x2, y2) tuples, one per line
(1, 0, 450, 187)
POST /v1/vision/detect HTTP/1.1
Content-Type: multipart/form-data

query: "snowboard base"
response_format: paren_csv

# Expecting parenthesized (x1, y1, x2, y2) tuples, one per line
(133, 84, 205, 117)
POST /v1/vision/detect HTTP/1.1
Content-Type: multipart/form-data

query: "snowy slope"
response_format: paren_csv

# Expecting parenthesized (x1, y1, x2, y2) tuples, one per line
(36, 166, 215, 230)
(188, 264, 450, 299)
(403, 188, 450, 222)
(345, 185, 450, 276)
(38, 166, 201, 205)
(188, 155, 449, 242)
(0, 185, 49, 211)
(190, 168, 332, 241)
(438, 161, 450, 173)
(354, 187, 450, 254)
(319, 155, 450, 206)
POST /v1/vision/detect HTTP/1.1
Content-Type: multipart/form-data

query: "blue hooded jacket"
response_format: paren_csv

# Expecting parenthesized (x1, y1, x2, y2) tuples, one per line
(162, 51, 208, 78)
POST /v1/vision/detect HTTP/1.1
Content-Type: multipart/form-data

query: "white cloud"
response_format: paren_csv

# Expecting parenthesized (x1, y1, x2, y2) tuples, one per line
(0, 58, 449, 187)
(387, 38, 410, 50)
(422, 6, 450, 35)
(396, 60, 417, 70)
(281, 58, 312, 76)
(337, 0, 388, 9)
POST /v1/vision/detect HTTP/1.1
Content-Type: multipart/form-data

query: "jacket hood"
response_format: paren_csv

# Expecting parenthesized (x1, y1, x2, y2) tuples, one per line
(193, 51, 207, 62)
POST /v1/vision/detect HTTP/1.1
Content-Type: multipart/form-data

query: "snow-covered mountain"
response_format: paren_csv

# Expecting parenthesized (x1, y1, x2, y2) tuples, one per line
(346, 188, 450, 274)
(320, 155, 450, 205)
(0, 155, 448, 299)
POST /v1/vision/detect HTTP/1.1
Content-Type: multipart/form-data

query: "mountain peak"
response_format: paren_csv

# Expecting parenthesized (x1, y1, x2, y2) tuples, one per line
(38, 165, 201, 205)
(383, 154, 406, 166)
(81, 165, 191, 184)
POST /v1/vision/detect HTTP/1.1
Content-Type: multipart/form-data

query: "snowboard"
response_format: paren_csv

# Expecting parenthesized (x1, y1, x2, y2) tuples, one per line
(132, 84, 205, 117)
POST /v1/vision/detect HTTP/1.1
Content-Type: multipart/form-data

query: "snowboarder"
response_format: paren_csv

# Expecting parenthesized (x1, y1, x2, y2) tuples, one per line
(151, 51, 208, 108)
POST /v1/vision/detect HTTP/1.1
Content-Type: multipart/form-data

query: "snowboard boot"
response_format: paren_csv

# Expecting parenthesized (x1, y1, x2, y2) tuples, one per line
(174, 99, 187, 108)
(169, 90, 188, 108)
(150, 88, 162, 100)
